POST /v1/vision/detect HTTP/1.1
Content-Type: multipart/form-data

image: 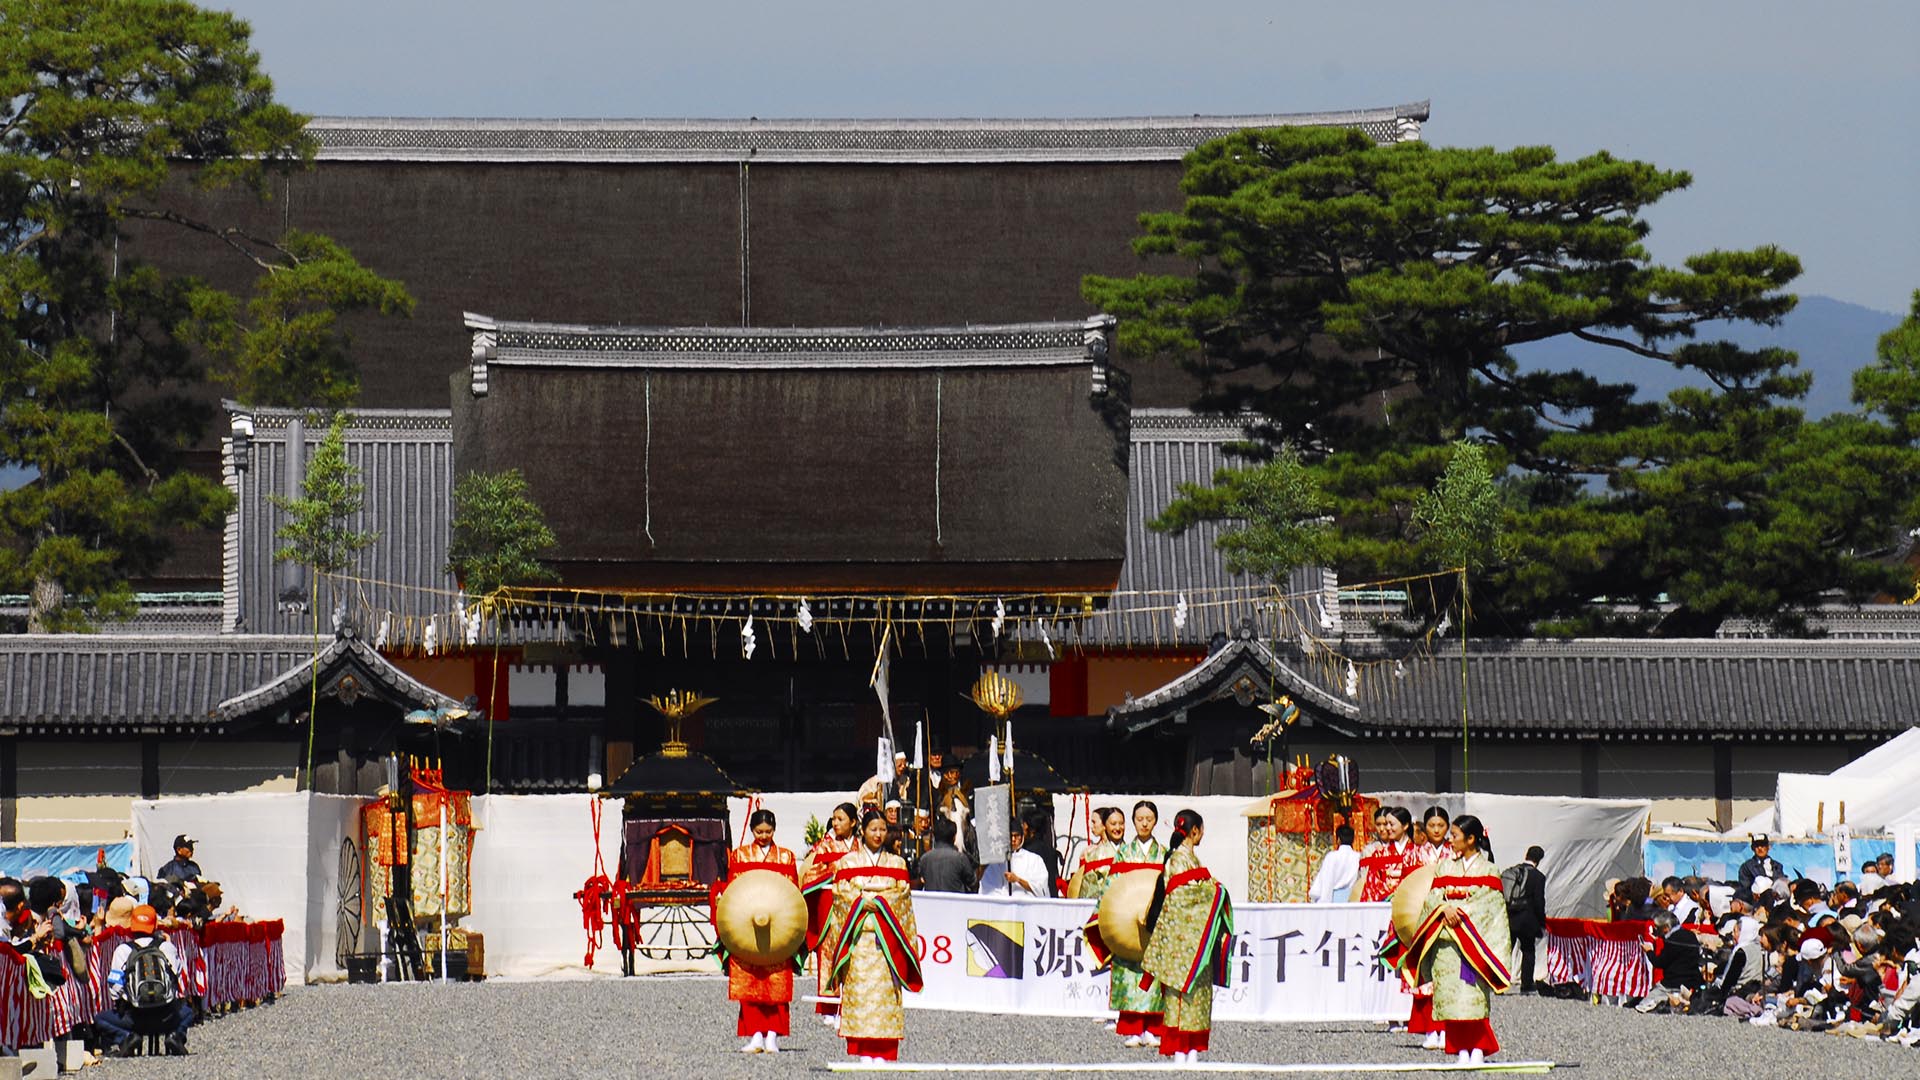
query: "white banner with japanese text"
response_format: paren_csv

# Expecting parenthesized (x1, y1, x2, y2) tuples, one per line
(901, 892, 1410, 1022)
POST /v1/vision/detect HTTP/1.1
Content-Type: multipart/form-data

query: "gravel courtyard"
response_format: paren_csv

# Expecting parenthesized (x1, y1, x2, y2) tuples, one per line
(87, 978, 1910, 1079)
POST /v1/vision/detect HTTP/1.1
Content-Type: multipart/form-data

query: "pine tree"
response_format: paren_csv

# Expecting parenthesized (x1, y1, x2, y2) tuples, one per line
(271, 414, 375, 595)
(0, 0, 410, 630)
(446, 469, 558, 598)
(1090, 128, 1899, 633)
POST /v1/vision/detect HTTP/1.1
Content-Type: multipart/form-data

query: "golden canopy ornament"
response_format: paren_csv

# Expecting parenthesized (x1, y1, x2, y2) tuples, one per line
(645, 689, 717, 759)
(970, 670, 1022, 719)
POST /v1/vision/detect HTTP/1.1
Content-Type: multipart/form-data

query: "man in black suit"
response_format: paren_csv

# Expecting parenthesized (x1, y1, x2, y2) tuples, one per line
(1737, 835, 1786, 898)
(1502, 846, 1550, 992)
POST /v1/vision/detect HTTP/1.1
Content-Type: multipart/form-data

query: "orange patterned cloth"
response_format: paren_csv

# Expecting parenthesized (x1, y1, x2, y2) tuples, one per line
(723, 843, 799, 1005)
(1357, 839, 1420, 903)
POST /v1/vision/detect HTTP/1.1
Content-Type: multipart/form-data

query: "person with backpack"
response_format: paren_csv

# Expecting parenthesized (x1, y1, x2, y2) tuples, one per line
(93, 904, 192, 1057)
(1500, 846, 1548, 993)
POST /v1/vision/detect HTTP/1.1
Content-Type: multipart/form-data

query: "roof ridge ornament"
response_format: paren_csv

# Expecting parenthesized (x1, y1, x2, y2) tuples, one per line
(465, 312, 498, 397)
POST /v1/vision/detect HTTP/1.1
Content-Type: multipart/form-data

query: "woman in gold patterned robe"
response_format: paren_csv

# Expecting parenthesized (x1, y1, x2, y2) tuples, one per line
(800, 802, 858, 1027)
(1067, 807, 1125, 900)
(1401, 814, 1512, 1066)
(824, 808, 923, 1063)
(1104, 800, 1167, 1048)
(719, 810, 799, 1054)
(1139, 809, 1234, 1064)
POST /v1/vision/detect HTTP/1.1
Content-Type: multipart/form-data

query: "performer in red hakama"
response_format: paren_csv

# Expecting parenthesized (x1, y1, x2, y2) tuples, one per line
(1357, 806, 1424, 1034)
(1405, 806, 1453, 1050)
(800, 802, 859, 1027)
(719, 809, 800, 1053)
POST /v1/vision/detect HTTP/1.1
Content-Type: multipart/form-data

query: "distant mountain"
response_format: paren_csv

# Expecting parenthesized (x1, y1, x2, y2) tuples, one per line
(1510, 295, 1902, 418)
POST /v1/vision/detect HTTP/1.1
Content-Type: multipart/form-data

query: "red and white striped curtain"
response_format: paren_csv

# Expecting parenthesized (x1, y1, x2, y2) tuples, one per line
(1542, 918, 1653, 997)
(0, 920, 286, 1052)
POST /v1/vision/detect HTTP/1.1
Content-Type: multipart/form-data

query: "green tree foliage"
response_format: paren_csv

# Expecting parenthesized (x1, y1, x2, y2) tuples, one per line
(270, 414, 374, 580)
(1412, 441, 1506, 574)
(1090, 128, 1903, 633)
(1151, 443, 1332, 579)
(0, 0, 410, 630)
(446, 469, 558, 596)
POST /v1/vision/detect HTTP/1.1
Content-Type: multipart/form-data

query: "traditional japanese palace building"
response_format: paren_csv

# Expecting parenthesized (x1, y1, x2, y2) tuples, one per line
(4, 102, 1916, 841)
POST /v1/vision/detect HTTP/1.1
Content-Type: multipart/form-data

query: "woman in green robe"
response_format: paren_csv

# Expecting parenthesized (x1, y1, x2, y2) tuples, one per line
(1138, 808, 1234, 1064)
(1402, 813, 1511, 1065)
(1103, 800, 1166, 1048)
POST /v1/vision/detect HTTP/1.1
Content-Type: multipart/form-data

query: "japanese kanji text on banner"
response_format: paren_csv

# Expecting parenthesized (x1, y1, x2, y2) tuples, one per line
(902, 893, 1411, 1022)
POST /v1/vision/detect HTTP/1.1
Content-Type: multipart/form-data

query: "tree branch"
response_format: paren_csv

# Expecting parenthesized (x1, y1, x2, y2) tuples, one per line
(112, 430, 160, 491)
(1571, 328, 1672, 362)
(117, 207, 296, 273)
(0, 92, 39, 143)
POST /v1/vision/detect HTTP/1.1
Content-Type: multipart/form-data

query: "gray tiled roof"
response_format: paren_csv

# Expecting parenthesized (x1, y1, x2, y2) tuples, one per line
(308, 104, 1430, 164)
(1108, 636, 1920, 738)
(1108, 634, 1359, 733)
(1074, 410, 1337, 647)
(1358, 639, 1920, 738)
(0, 634, 318, 732)
(212, 633, 460, 723)
(225, 406, 455, 636)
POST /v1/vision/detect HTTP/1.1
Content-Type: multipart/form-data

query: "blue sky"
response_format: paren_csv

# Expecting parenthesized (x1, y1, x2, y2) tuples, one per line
(232, 2, 1912, 314)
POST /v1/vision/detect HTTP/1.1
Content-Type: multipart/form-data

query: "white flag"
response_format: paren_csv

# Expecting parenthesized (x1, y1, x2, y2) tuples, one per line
(987, 736, 1001, 782)
(870, 626, 893, 731)
(1003, 721, 1014, 771)
(875, 736, 894, 787)
(912, 721, 924, 770)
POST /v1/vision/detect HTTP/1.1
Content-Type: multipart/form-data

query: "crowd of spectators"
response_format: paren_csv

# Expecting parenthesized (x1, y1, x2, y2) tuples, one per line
(1, 835, 246, 1062)
(1580, 840, 1919, 1048)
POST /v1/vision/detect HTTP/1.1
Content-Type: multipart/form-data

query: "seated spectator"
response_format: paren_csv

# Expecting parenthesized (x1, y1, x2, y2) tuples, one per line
(1715, 896, 1760, 947)
(1710, 923, 1784, 1018)
(915, 818, 975, 893)
(102, 896, 136, 931)
(1793, 879, 1837, 926)
(155, 835, 201, 884)
(1873, 930, 1917, 1039)
(1859, 859, 1887, 896)
(1635, 909, 1704, 1013)
(1782, 935, 1839, 1022)
(1874, 853, 1900, 886)
(28, 876, 90, 978)
(94, 905, 192, 1057)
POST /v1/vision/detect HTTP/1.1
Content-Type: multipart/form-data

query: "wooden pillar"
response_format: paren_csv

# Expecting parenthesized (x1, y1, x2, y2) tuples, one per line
(0, 738, 16, 843)
(603, 645, 638, 780)
(141, 737, 161, 800)
(1580, 741, 1601, 799)
(1713, 742, 1734, 832)
(1433, 741, 1452, 794)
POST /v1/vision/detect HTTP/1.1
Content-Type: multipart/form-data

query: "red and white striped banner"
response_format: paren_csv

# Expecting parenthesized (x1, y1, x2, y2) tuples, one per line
(0, 920, 284, 1052)
(1542, 918, 1652, 997)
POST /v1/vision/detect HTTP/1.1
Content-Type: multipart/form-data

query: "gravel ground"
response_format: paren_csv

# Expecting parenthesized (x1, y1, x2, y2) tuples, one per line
(82, 979, 1912, 1079)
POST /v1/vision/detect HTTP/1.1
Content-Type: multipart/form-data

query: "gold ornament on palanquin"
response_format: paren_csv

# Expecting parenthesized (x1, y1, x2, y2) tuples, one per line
(715, 868, 808, 965)
(1095, 866, 1159, 963)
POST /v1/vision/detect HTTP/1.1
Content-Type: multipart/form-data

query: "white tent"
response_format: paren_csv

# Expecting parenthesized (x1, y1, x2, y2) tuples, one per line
(1367, 792, 1649, 918)
(1739, 727, 1920, 838)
